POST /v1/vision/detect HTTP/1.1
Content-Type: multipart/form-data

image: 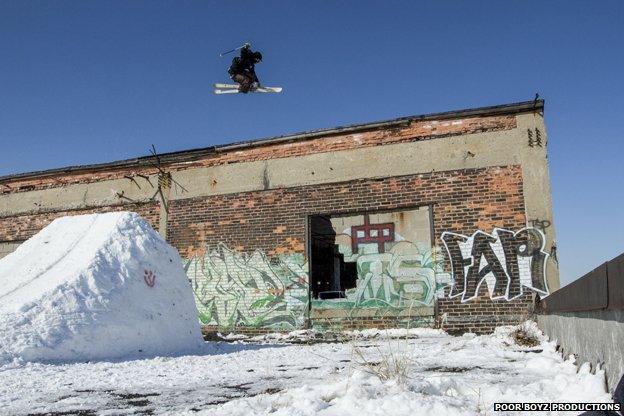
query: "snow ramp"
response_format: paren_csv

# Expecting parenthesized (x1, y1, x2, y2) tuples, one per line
(0, 212, 204, 363)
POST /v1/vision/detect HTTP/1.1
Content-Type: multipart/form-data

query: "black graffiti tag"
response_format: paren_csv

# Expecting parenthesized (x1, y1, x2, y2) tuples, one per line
(497, 228, 549, 297)
(441, 233, 471, 298)
(463, 232, 509, 301)
(529, 218, 551, 233)
(496, 230, 522, 299)
(442, 228, 549, 301)
(519, 228, 548, 294)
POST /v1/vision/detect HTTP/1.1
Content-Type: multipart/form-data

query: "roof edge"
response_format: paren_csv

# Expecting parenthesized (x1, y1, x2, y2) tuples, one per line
(0, 99, 544, 183)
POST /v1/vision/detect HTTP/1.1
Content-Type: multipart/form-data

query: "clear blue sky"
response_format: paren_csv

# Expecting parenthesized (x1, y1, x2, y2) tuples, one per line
(1, 1, 622, 286)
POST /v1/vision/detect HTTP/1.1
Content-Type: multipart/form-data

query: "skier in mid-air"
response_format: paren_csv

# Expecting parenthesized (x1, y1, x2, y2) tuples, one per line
(214, 43, 280, 94)
(227, 43, 263, 93)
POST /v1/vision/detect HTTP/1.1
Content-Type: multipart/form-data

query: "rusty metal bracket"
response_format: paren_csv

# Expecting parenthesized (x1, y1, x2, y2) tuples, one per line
(124, 175, 142, 189)
(115, 190, 136, 202)
(135, 174, 154, 188)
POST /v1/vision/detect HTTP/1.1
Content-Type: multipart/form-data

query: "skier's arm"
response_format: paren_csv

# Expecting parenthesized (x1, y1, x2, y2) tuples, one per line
(240, 45, 253, 61)
(249, 64, 260, 85)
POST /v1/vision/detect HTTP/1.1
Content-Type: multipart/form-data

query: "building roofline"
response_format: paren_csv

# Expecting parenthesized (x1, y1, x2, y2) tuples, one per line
(0, 99, 544, 183)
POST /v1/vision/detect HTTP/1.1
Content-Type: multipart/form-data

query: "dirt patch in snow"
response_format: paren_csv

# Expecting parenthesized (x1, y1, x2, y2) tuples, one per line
(423, 366, 479, 373)
(27, 412, 97, 416)
(512, 327, 540, 347)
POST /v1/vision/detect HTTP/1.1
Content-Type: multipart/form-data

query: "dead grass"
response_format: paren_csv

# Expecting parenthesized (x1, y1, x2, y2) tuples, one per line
(511, 327, 540, 348)
(351, 330, 417, 386)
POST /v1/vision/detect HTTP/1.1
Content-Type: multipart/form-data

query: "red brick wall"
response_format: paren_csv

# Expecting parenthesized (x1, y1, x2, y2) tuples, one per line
(438, 291, 532, 334)
(0, 202, 160, 243)
(0, 114, 515, 193)
(168, 165, 528, 333)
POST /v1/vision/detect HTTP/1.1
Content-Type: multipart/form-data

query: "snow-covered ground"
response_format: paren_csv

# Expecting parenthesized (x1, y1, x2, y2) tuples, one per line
(0, 322, 611, 415)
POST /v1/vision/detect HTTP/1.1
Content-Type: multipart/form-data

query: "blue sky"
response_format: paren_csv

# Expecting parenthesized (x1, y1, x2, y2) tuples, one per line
(1, 1, 622, 286)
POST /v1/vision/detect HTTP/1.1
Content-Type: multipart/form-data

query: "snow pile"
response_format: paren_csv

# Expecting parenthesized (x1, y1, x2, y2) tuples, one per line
(0, 212, 204, 363)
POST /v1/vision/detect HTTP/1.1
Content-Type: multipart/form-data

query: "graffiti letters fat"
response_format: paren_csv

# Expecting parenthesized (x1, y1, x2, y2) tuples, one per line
(441, 228, 549, 302)
(331, 240, 439, 309)
(184, 243, 308, 329)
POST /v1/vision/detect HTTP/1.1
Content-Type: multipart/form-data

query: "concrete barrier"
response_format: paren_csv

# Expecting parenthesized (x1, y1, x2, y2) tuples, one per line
(536, 253, 624, 394)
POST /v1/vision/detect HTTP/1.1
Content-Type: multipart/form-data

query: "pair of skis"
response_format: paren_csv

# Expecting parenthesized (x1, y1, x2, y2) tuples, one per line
(214, 83, 282, 95)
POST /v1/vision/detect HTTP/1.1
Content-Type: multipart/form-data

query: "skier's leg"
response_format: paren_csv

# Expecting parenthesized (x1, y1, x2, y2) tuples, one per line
(239, 75, 253, 93)
(230, 74, 243, 89)
(231, 74, 252, 93)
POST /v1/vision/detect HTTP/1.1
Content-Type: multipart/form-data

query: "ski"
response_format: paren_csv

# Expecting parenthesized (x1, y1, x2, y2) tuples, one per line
(214, 89, 241, 94)
(253, 86, 282, 93)
(214, 86, 283, 94)
(214, 83, 240, 89)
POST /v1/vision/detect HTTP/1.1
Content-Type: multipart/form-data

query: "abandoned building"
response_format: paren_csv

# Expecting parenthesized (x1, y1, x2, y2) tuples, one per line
(0, 100, 559, 334)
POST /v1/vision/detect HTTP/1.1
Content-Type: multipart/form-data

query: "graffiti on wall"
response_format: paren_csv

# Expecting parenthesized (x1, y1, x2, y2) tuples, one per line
(311, 238, 440, 311)
(311, 208, 439, 312)
(346, 240, 438, 308)
(441, 227, 549, 302)
(184, 243, 308, 329)
(182, 222, 550, 329)
(350, 213, 395, 253)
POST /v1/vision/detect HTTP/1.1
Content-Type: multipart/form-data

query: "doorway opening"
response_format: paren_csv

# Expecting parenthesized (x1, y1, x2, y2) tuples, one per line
(309, 215, 357, 300)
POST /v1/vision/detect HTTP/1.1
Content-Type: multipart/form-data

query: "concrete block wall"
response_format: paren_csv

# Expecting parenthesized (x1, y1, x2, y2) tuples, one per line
(0, 241, 21, 260)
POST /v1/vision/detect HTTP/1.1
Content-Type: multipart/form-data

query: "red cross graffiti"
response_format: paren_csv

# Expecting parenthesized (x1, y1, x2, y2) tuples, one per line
(351, 213, 395, 254)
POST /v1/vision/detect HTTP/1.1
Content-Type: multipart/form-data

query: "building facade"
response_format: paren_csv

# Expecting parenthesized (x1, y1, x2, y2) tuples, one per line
(0, 100, 559, 334)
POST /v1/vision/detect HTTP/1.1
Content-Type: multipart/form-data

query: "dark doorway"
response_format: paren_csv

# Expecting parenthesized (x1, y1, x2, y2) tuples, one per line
(309, 215, 358, 299)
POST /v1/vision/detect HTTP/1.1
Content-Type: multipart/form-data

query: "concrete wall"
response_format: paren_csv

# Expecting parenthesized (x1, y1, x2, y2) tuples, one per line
(537, 311, 623, 393)
(536, 252, 624, 395)
(0, 241, 22, 259)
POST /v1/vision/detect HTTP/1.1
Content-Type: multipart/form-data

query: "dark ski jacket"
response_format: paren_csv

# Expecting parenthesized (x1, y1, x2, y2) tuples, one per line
(228, 46, 259, 82)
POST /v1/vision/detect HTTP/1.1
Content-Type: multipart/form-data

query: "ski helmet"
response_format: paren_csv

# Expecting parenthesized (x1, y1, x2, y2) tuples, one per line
(253, 52, 262, 62)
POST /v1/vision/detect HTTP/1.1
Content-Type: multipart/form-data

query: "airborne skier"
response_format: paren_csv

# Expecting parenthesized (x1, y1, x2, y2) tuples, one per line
(214, 43, 282, 95)
(228, 43, 262, 93)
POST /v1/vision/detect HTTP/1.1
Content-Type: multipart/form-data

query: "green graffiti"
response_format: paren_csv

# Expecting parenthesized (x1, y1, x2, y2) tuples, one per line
(184, 243, 308, 329)
(312, 241, 445, 312)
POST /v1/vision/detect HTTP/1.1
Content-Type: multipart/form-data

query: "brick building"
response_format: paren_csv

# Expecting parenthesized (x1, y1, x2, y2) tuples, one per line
(0, 100, 559, 334)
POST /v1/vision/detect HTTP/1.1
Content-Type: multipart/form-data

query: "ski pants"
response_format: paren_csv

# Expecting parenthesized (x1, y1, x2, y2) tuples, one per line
(231, 73, 254, 93)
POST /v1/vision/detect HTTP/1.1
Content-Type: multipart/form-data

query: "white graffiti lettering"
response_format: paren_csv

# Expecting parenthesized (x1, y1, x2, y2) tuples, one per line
(441, 228, 549, 302)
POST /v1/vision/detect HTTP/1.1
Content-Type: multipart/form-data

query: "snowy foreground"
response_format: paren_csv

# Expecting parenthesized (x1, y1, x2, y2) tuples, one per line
(0, 322, 612, 415)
